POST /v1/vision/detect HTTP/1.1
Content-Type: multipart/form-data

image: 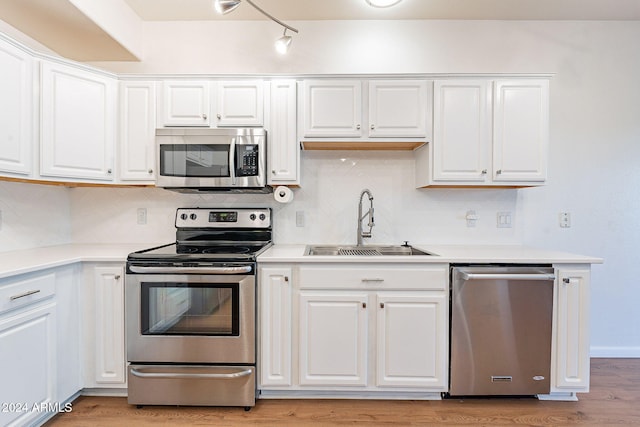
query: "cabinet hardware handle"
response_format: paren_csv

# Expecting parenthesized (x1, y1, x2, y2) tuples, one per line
(284, 276, 289, 282)
(217, 114, 221, 120)
(370, 124, 375, 130)
(203, 114, 208, 120)
(362, 302, 367, 308)
(272, 170, 276, 175)
(10, 289, 41, 301)
(356, 124, 361, 130)
(496, 169, 502, 175)
(107, 169, 112, 174)
(563, 278, 574, 284)
(380, 302, 384, 309)
(481, 169, 487, 175)
(148, 169, 153, 174)
(115, 275, 121, 280)
(361, 278, 384, 283)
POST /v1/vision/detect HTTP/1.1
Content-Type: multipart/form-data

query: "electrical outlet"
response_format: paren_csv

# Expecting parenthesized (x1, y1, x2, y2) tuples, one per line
(559, 212, 571, 228)
(497, 212, 512, 228)
(137, 208, 147, 225)
(296, 211, 305, 227)
(465, 210, 478, 227)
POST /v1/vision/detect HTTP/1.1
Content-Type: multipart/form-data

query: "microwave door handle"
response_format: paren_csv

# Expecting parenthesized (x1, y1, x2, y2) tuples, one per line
(229, 137, 237, 185)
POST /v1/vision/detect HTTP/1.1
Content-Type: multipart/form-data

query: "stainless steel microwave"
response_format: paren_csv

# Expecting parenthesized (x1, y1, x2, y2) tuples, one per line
(156, 128, 269, 193)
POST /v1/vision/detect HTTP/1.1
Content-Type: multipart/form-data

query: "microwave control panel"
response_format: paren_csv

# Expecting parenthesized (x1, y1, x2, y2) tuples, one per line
(236, 145, 259, 177)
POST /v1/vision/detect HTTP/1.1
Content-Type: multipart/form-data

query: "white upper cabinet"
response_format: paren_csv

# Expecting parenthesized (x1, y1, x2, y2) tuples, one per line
(159, 81, 210, 126)
(40, 61, 117, 181)
(268, 79, 298, 184)
(432, 80, 492, 182)
(216, 80, 264, 126)
(493, 79, 549, 182)
(119, 81, 156, 182)
(417, 77, 549, 187)
(301, 80, 363, 138)
(0, 39, 33, 176)
(158, 80, 264, 128)
(368, 80, 429, 137)
(300, 79, 431, 143)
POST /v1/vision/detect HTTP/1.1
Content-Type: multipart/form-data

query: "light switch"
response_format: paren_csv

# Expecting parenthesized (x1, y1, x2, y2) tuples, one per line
(137, 208, 147, 225)
(497, 212, 512, 228)
(465, 210, 478, 227)
(296, 211, 305, 227)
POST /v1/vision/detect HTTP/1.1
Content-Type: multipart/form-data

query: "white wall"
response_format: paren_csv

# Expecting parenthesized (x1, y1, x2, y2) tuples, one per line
(3, 19, 639, 355)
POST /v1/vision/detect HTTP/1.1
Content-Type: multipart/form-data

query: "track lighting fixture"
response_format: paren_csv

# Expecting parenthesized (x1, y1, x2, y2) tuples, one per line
(213, 0, 299, 54)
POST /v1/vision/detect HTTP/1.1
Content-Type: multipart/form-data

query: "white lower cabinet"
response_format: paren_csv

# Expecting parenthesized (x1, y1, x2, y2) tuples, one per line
(0, 303, 57, 427)
(82, 263, 127, 391)
(551, 265, 591, 394)
(259, 263, 448, 397)
(0, 267, 78, 427)
(376, 292, 447, 389)
(298, 291, 368, 387)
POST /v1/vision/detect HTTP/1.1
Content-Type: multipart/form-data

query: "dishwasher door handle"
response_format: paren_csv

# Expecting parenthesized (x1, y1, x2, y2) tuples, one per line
(460, 272, 556, 281)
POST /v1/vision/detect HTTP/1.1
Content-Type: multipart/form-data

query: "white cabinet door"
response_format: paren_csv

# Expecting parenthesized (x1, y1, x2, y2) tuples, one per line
(0, 39, 33, 176)
(376, 292, 448, 389)
(299, 291, 368, 386)
(0, 303, 56, 427)
(119, 81, 156, 182)
(301, 80, 363, 137)
(553, 267, 590, 393)
(55, 265, 82, 403)
(493, 79, 549, 182)
(93, 266, 126, 385)
(369, 80, 428, 138)
(432, 80, 492, 182)
(216, 80, 264, 126)
(159, 81, 210, 126)
(40, 61, 116, 181)
(259, 267, 292, 387)
(268, 79, 298, 184)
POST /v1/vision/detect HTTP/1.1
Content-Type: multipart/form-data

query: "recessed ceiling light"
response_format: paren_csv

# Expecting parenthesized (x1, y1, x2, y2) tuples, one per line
(366, 0, 403, 8)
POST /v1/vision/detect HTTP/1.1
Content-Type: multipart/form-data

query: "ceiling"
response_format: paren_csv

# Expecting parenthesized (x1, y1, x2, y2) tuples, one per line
(1, 0, 639, 62)
(124, 0, 640, 21)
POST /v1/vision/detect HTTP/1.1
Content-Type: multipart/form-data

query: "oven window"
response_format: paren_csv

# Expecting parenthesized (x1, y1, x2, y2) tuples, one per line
(160, 144, 230, 177)
(140, 283, 239, 336)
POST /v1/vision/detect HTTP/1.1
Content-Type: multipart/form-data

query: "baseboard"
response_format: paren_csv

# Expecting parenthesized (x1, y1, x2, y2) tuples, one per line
(590, 346, 640, 358)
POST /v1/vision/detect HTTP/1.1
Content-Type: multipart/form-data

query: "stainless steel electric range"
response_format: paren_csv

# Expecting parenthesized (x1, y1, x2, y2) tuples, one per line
(125, 207, 272, 409)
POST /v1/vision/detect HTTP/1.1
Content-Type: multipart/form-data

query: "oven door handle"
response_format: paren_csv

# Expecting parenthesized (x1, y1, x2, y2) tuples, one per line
(128, 266, 253, 274)
(130, 367, 253, 380)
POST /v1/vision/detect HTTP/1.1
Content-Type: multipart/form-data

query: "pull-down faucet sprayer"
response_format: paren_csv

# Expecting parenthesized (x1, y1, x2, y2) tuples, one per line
(357, 189, 375, 246)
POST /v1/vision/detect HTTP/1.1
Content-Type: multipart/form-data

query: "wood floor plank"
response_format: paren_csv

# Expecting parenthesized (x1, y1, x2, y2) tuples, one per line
(45, 358, 640, 426)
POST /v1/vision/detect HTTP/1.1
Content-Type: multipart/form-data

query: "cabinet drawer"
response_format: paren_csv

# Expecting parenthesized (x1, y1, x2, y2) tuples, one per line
(0, 272, 56, 315)
(298, 264, 447, 290)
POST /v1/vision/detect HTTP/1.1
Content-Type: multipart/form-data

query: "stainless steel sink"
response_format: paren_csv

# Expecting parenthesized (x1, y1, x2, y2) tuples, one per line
(304, 245, 434, 256)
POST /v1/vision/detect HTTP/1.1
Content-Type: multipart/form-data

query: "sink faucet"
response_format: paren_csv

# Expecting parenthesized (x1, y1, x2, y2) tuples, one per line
(357, 189, 375, 246)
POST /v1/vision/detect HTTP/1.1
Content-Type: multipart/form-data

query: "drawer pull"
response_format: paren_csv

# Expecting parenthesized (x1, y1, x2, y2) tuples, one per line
(362, 302, 367, 309)
(10, 289, 41, 301)
(380, 302, 385, 309)
(361, 278, 384, 283)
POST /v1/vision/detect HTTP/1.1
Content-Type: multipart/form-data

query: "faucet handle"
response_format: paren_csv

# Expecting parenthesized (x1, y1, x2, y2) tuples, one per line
(402, 241, 410, 247)
(362, 231, 372, 239)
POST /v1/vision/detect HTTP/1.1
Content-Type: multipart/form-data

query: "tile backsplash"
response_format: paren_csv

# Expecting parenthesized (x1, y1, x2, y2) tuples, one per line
(0, 181, 71, 252)
(1, 151, 523, 252)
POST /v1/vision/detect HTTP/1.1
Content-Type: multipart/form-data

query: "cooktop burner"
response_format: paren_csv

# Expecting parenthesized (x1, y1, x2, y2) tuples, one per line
(127, 208, 272, 265)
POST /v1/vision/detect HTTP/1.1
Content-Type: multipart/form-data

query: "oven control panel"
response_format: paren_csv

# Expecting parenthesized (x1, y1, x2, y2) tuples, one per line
(176, 208, 271, 228)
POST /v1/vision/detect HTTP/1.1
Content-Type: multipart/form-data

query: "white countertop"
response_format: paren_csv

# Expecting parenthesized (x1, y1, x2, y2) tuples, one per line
(0, 243, 603, 280)
(258, 244, 603, 264)
(0, 244, 153, 279)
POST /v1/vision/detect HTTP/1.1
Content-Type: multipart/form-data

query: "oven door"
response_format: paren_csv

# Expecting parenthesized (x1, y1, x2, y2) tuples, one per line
(126, 270, 255, 364)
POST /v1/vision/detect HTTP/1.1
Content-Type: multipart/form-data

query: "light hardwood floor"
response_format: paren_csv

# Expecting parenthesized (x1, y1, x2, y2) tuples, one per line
(45, 358, 640, 426)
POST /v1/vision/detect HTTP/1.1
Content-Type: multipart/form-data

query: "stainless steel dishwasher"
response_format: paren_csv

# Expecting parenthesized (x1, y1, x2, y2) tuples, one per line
(449, 265, 555, 396)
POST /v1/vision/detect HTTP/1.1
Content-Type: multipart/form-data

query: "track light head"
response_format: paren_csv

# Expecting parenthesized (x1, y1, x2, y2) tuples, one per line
(275, 30, 292, 54)
(214, 0, 241, 14)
